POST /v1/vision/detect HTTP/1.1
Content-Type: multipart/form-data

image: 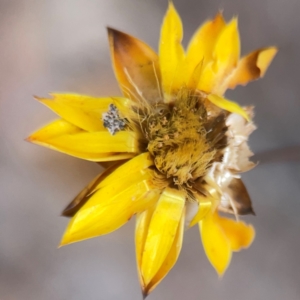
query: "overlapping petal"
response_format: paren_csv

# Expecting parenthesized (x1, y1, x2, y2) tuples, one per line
(36, 94, 131, 132)
(189, 193, 213, 227)
(108, 28, 162, 104)
(139, 187, 186, 287)
(60, 169, 160, 246)
(186, 12, 225, 90)
(142, 208, 185, 297)
(62, 162, 125, 217)
(91, 152, 154, 193)
(27, 119, 139, 161)
(198, 18, 240, 94)
(200, 211, 255, 275)
(216, 214, 255, 251)
(207, 94, 249, 120)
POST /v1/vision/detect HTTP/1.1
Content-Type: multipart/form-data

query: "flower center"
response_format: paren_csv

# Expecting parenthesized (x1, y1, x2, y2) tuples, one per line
(144, 90, 216, 186)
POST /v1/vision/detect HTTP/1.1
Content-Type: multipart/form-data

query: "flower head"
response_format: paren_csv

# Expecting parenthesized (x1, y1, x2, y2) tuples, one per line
(27, 2, 276, 297)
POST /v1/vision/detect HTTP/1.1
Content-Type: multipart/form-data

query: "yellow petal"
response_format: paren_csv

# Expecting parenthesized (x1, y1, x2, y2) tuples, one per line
(186, 12, 225, 88)
(216, 215, 255, 252)
(141, 187, 185, 285)
(159, 2, 185, 98)
(187, 61, 204, 91)
(189, 193, 213, 227)
(36, 94, 131, 132)
(207, 94, 249, 121)
(214, 18, 240, 68)
(144, 209, 185, 296)
(200, 211, 231, 276)
(27, 118, 81, 140)
(228, 47, 278, 89)
(60, 172, 160, 245)
(62, 161, 124, 217)
(92, 152, 154, 193)
(108, 28, 162, 104)
(199, 18, 240, 94)
(135, 206, 156, 290)
(27, 119, 139, 161)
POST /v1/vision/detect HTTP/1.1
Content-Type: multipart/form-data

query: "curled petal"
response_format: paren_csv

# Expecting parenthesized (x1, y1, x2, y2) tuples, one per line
(60, 171, 160, 246)
(207, 94, 249, 121)
(27, 119, 139, 161)
(189, 193, 213, 227)
(141, 187, 185, 286)
(228, 47, 278, 89)
(159, 2, 185, 98)
(36, 94, 131, 132)
(216, 214, 255, 252)
(108, 28, 162, 104)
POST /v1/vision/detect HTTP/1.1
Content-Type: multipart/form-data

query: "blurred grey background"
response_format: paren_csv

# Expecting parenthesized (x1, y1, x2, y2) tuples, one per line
(0, 0, 299, 299)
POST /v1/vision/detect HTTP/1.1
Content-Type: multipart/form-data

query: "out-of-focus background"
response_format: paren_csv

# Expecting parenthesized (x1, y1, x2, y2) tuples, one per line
(1, 0, 300, 299)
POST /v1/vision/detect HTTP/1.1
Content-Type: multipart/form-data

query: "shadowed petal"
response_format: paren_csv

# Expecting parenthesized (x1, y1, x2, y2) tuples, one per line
(228, 47, 277, 89)
(225, 178, 255, 215)
(108, 28, 162, 104)
(60, 171, 160, 246)
(141, 187, 185, 286)
(159, 2, 185, 99)
(62, 162, 124, 217)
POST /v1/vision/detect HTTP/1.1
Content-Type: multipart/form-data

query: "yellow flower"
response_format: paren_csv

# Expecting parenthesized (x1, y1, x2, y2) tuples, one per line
(27, 3, 277, 297)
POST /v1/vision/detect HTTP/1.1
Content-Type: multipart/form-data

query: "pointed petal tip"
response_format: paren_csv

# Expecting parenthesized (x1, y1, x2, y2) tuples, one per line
(107, 26, 118, 36)
(33, 95, 42, 101)
(217, 269, 226, 279)
(25, 135, 38, 143)
(214, 10, 225, 22)
(142, 289, 148, 299)
(61, 210, 72, 218)
(107, 27, 128, 44)
(33, 94, 53, 103)
(59, 236, 70, 248)
(228, 16, 238, 27)
(215, 257, 231, 277)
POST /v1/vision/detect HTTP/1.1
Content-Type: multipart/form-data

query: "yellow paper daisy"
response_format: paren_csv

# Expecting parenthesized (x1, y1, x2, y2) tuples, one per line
(27, 3, 277, 297)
